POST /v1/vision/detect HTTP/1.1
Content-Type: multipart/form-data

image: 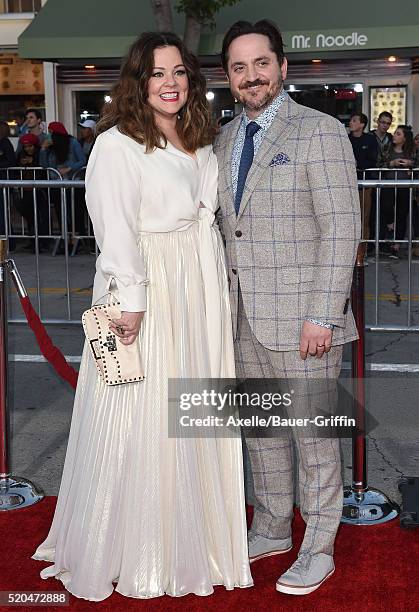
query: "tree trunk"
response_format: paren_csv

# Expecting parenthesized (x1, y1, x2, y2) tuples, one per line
(183, 13, 201, 54)
(150, 0, 174, 31)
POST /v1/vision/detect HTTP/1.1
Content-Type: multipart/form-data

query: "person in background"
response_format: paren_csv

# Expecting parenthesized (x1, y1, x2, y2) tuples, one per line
(16, 132, 40, 166)
(0, 121, 17, 243)
(14, 133, 49, 252)
(413, 133, 419, 257)
(40, 121, 86, 244)
(15, 108, 46, 156)
(349, 112, 379, 172)
(414, 132, 419, 161)
(348, 112, 378, 250)
(378, 124, 415, 259)
(40, 121, 86, 178)
(25, 108, 46, 142)
(74, 119, 96, 246)
(0, 121, 16, 169)
(370, 111, 393, 157)
(78, 119, 96, 161)
(13, 110, 28, 136)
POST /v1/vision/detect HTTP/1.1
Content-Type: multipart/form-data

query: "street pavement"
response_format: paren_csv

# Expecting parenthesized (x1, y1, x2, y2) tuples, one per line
(4, 248, 419, 518)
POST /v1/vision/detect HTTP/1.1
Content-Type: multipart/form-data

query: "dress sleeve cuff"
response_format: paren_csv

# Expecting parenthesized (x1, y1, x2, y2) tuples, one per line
(107, 277, 148, 312)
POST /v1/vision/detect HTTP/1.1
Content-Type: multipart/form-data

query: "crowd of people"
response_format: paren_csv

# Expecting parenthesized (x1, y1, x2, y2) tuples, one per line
(348, 110, 419, 258)
(0, 109, 97, 251)
(1, 104, 419, 258)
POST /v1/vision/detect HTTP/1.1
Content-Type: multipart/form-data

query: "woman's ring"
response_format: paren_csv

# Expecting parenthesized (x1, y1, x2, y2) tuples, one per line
(116, 325, 124, 335)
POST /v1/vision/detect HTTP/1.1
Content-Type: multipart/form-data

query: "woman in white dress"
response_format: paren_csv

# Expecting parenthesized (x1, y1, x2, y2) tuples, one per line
(31, 32, 253, 600)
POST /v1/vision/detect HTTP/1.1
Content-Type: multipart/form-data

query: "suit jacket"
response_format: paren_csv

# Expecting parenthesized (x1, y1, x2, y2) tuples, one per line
(214, 95, 361, 351)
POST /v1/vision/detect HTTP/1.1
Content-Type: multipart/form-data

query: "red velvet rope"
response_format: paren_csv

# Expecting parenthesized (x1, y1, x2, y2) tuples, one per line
(19, 296, 78, 390)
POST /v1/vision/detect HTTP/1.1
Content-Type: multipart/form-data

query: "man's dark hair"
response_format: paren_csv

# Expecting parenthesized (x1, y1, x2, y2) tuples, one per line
(351, 112, 369, 130)
(25, 107, 42, 120)
(378, 111, 393, 122)
(221, 20, 285, 72)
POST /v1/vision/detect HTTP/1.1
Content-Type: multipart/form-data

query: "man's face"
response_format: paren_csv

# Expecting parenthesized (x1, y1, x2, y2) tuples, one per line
(25, 112, 40, 129)
(23, 144, 35, 155)
(81, 127, 93, 140)
(377, 115, 392, 133)
(349, 115, 364, 133)
(226, 33, 287, 118)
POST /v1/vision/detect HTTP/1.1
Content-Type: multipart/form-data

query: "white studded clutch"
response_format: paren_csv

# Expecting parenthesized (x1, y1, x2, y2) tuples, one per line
(82, 299, 145, 386)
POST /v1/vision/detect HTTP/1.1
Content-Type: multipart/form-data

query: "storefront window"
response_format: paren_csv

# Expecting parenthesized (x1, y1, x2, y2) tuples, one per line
(205, 87, 236, 123)
(75, 90, 108, 127)
(204, 83, 362, 126)
(286, 83, 362, 126)
(370, 86, 406, 129)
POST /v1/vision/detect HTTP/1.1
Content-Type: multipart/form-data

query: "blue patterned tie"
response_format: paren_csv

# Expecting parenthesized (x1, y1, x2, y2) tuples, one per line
(235, 121, 261, 215)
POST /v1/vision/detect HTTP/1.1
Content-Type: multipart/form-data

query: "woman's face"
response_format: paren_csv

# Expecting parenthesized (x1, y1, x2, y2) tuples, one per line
(147, 45, 189, 119)
(414, 134, 419, 149)
(23, 144, 35, 155)
(392, 128, 405, 147)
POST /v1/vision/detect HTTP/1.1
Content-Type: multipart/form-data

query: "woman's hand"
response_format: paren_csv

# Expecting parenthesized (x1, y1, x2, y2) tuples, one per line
(109, 311, 144, 345)
(58, 166, 71, 176)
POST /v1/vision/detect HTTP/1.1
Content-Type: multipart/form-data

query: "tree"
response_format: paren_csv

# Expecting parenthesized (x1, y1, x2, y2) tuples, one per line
(150, 0, 241, 54)
(150, 0, 174, 32)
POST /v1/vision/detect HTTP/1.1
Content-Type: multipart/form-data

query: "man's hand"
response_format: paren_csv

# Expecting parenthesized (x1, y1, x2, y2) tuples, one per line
(299, 320, 332, 360)
(109, 311, 144, 346)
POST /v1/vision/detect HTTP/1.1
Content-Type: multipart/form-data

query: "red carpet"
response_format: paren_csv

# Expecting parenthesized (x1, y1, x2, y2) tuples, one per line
(1, 497, 418, 612)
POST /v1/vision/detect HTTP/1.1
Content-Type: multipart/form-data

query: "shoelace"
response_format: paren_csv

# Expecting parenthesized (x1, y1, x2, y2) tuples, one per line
(289, 554, 311, 573)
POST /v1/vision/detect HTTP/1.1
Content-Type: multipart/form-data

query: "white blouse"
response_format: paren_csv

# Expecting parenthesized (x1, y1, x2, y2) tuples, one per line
(85, 125, 218, 312)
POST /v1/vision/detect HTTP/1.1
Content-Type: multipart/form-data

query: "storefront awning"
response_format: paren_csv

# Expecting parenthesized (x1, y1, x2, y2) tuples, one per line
(19, 0, 419, 61)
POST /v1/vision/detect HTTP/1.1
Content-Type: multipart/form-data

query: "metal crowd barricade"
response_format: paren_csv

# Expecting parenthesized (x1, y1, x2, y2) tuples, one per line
(0, 178, 86, 324)
(0, 172, 418, 329)
(68, 166, 98, 257)
(358, 169, 419, 332)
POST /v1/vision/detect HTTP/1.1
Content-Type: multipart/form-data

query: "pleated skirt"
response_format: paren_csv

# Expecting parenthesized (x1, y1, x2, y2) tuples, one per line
(31, 222, 253, 601)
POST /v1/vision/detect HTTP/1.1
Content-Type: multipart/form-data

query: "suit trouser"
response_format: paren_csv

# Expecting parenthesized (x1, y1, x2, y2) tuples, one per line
(234, 289, 343, 557)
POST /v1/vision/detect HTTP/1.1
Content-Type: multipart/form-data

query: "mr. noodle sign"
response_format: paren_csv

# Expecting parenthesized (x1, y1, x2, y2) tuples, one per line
(290, 31, 368, 50)
(284, 25, 419, 53)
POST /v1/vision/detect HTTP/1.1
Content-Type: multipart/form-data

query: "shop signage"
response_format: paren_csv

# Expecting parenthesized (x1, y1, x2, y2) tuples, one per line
(280, 25, 419, 54)
(0, 53, 44, 96)
(291, 32, 368, 50)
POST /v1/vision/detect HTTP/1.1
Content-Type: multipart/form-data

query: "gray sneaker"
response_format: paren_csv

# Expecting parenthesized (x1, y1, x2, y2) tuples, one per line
(276, 553, 335, 595)
(248, 531, 292, 563)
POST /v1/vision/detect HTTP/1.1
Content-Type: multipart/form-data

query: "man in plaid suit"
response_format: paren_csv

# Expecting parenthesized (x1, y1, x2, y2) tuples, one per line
(214, 20, 360, 595)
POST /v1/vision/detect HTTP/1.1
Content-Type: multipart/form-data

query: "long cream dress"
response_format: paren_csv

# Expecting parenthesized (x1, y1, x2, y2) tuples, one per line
(31, 126, 253, 601)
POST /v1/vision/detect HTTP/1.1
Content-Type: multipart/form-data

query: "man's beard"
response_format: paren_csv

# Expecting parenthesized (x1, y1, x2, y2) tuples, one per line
(236, 79, 282, 114)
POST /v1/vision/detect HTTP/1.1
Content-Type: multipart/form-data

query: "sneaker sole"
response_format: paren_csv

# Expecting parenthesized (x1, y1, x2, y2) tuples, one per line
(275, 567, 335, 595)
(249, 545, 293, 563)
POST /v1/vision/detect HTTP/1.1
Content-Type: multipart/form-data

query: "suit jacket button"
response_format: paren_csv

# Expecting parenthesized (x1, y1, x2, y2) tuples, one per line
(232, 268, 237, 275)
(235, 230, 242, 237)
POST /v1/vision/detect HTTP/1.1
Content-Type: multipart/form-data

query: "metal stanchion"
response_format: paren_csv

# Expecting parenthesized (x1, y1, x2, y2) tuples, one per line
(342, 245, 399, 524)
(0, 238, 44, 510)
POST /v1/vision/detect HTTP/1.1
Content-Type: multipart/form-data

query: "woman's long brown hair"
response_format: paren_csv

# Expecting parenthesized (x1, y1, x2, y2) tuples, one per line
(98, 31, 217, 152)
